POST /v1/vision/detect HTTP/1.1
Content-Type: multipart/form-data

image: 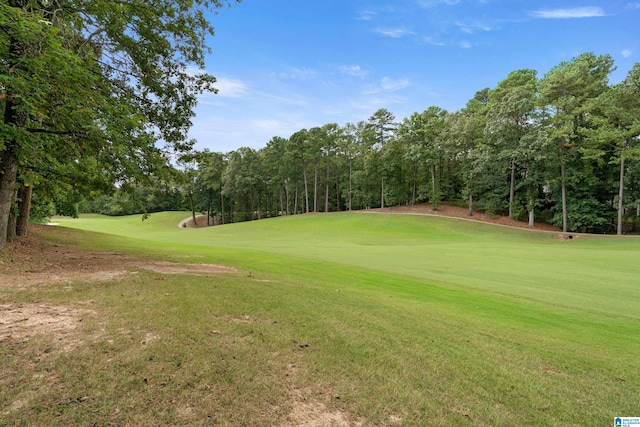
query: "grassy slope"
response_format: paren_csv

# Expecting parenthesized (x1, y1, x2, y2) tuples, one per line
(62, 211, 640, 317)
(10, 211, 638, 425)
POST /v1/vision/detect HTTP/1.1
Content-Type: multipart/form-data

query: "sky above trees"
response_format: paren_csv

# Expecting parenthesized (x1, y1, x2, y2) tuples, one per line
(192, 0, 639, 153)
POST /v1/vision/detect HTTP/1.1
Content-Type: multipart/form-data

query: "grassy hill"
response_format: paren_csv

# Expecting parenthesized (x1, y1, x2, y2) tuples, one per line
(61, 211, 640, 317)
(2, 211, 638, 425)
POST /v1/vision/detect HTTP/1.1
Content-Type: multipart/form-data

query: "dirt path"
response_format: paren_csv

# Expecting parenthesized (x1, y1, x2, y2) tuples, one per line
(365, 203, 561, 232)
(179, 205, 562, 232)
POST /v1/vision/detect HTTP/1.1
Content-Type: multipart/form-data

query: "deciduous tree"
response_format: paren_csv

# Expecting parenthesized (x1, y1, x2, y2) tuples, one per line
(1, 0, 237, 249)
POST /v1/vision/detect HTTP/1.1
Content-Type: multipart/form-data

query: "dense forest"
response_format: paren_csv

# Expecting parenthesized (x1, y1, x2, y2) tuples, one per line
(82, 53, 640, 234)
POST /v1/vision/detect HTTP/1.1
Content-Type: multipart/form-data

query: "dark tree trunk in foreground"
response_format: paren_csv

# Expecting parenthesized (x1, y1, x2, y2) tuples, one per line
(16, 183, 32, 237)
(0, 56, 25, 249)
(6, 187, 18, 243)
(0, 148, 20, 249)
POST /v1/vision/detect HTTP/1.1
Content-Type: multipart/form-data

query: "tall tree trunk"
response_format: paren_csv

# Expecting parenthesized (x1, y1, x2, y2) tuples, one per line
(207, 190, 212, 225)
(509, 158, 516, 218)
(285, 182, 290, 215)
(336, 181, 340, 212)
(1, 89, 25, 250)
(348, 158, 352, 211)
(0, 36, 23, 249)
(412, 178, 417, 205)
(256, 191, 262, 219)
(6, 187, 18, 243)
(528, 208, 535, 228)
(325, 161, 330, 213)
(528, 196, 535, 228)
(279, 183, 284, 216)
(313, 163, 318, 213)
(220, 190, 225, 224)
(468, 193, 473, 216)
(302, 165, 309, 213)
(16, 183, 33, 237)
(0, 148, 20, 250)
(189, 191, 197, 226)
(560, 142, 568, 233)
(294, 183, 299, 214)
(430, 164, 437, 210)
(617, 156, 625, 235)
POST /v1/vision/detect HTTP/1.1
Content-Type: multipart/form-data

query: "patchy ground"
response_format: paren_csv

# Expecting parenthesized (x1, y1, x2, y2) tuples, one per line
(0, 227, 236, 289)
(0, 303, 95, 351)
(0, 225, 236, 353)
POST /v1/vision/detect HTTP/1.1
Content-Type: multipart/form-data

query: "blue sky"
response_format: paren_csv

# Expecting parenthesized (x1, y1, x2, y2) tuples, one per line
(190, 0, 640, 153)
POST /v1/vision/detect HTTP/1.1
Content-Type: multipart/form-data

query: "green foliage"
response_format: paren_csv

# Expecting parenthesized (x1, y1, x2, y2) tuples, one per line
(0, 0, 239, 248)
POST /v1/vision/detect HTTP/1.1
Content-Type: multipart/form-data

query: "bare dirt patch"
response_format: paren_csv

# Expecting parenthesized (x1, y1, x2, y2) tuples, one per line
(0, 225, 237, 290)
(0, 303, 94, 351)
(0, 225, 238, 360)
(284, 400, 360, 427)
(128, 260, 236, 275)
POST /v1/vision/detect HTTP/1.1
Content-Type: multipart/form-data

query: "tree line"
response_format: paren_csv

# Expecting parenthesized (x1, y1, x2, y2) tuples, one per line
(108, 52, 638, 234)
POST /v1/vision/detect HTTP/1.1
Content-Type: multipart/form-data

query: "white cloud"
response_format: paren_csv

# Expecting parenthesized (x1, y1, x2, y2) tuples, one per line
(278, 66, 318, 80)
(381, 77, 410, 91)
(417, 0, 460, 7)
(622, 49, 633, 58)
(357, 9, 377, 20)
(627, 3, 640, 10)
(530, 7, 605, 19)
(423, 36, 447, 46)
(364, 77, 410, 95)
(339, 65, 368, 77)
(375, 27, 416, 38)
(460, 41, 473, 49)
(455, 20, 494, 34)
(214, 78, 248, 98)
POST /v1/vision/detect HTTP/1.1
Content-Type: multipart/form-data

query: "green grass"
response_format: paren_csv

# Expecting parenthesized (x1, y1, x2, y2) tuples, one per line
(60, 211, 640, 318)
(2, 211, 639, 425)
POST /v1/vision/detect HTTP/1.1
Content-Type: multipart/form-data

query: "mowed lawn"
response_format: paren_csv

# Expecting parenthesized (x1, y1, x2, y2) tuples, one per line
(62, 211, 640, 317)
(3, 211, 639, 426)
